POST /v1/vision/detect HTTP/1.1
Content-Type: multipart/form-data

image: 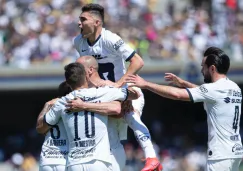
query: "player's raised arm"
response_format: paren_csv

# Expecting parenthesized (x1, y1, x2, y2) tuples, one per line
(36, 98, 59, 134)
(116, 53, 144, 87)
(126, 74, 191, 101)
(165, 73, 198, 88)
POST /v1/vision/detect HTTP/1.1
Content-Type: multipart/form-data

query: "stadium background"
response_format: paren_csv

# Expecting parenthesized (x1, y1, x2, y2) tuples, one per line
(0, 0, 243, 170)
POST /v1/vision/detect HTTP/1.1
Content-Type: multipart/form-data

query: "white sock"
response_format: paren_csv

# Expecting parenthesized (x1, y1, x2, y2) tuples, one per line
(124, 111, 156, 158)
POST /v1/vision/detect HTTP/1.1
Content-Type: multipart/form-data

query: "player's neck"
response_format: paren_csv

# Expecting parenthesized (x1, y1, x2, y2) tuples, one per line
(73, 83, 89, 90)
(212, 73, 226, 82)
(87, 27, 102, 45)
(89, 73, 104, 88)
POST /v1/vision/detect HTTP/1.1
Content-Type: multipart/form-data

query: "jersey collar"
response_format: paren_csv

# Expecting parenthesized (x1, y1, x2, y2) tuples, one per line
(87, 34, 101, 47)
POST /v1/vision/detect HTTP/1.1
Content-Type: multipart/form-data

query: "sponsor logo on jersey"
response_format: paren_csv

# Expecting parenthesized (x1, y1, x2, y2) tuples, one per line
(232, 143, 243, 155)
(81, 49, 88, 52)
(199, 85, 208, 93)
(224, 97, 231, 103)
(113, 39, 124, 50)
(223, 97, 241, 104)
(43, 149, 68, 158)
(230, 135, 239, 141)
(70, 147, 95, 159)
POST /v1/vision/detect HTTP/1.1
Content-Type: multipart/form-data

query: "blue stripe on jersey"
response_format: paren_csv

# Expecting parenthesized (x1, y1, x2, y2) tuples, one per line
(186, 88, 194, 103)
(125, 51, 136, 62)
(124, 88, 128, 101)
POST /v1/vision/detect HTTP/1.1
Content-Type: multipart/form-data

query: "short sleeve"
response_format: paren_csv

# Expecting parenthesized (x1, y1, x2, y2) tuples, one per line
(44, 101, 63, 126)
(186, 84, 216, 103)
(73, 35, 82, 55)
(105, 31, 135, 62)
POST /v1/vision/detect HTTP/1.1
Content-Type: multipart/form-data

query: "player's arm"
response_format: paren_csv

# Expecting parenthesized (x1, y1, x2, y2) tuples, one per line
(36, 98, 59, 134)
(164, 73, 198, 88)
(126, 74, 191, 101)
(116, 53, 144, 87)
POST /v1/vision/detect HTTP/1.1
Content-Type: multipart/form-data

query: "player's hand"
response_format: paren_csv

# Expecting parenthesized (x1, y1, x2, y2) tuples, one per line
(125, 74, 147, 89)
(164, 73, 184, 87)
(46, 98, 59, 107)
(65, 98, 85, 113)
(114, 79, 125, 88)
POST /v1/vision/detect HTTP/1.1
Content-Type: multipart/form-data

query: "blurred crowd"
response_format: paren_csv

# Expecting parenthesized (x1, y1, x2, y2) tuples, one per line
(0, 0, 243, 68)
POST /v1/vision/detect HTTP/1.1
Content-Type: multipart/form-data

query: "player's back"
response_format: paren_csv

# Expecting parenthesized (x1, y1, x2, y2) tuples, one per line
(203, 78, 242, 159)
(59, 87, 128, 167)
(39, 120, 68, 166)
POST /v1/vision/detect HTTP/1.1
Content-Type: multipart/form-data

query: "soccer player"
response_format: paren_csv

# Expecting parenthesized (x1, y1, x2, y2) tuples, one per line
(74, 4, 161, 171)
(38, 62, 138, 171)
(36, 81, 71, 171)
(65, 56, 153, 171)
(125, 47, 243, 171)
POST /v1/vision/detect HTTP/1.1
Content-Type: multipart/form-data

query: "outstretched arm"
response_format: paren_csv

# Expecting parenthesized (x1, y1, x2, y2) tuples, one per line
(36, 98, 59, 134)
(126, 74, 191, 101)
(165, 73, 198, 88)
(66, 99, 122, 116)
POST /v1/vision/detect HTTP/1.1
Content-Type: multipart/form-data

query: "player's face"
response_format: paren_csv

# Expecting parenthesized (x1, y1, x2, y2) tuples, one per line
(78, 12, 97, 38)
(201, 57, 212, 83)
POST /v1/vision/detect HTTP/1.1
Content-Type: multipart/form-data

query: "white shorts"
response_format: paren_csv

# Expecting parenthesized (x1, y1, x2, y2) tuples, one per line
(206, 158, 242, 171)
(110, 145, 126, 171)
(39, 165, 66, 171)
(67, 160, 112, 171)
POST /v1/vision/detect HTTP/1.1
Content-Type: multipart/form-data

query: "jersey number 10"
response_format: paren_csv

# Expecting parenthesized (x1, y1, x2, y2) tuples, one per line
(74, 111, 95, 141)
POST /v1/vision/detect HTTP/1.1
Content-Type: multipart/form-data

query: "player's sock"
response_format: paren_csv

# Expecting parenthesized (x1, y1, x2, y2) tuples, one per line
(124, 111, 156, 158)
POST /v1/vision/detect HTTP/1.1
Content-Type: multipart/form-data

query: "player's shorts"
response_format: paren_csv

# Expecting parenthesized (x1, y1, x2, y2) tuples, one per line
(131, 87, 144, 116)
(110, 144, 126, 171)
(39, 165, 66, 171)
(206, 158, 242, 171)
(67, 160, 112, 171)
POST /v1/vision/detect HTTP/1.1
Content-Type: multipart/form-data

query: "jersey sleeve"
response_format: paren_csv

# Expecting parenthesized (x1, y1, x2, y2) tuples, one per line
(44, 100, 63, 126)
(105, 31, 135, 62)
(99, 87, 128, 102)
(186, 84, 216, 103)
(73, 35, 81, 55)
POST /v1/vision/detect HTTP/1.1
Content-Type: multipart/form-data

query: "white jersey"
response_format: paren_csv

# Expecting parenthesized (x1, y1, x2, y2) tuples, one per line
(39, 120, 68, 166)
(187, 78, 243, 160)
(45, 86, 128, 167)
(74, 28, 135, 82)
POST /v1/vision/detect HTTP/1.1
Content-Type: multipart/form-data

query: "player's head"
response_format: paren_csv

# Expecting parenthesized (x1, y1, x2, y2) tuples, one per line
(64, 62, 87, 90)
(201, 47, 230, 83)
(76, 56, 99, 79)
(78, 4, 104, 38)
(58, 81, 72, 97)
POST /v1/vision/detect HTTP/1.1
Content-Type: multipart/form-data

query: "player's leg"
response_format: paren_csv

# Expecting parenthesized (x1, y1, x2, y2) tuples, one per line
(206, 158, 242, 171)
(84, 160, 112, 171)
(110, 145, 126, 171)
(124, 92, 162, 171)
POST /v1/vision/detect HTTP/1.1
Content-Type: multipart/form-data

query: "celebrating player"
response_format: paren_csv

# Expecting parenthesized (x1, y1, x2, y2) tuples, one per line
(73, 4, 161, 171)
(126, 47, 243, 171)
(36, 81, 71, 171)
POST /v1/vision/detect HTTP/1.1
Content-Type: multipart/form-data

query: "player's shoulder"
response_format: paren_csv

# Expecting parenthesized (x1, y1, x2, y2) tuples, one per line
(74, 34, 83, 44)
(102, 28, 120, 42)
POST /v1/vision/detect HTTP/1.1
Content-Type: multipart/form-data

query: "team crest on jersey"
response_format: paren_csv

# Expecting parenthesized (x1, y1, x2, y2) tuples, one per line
(199, 85, 208, 93)
(113, 39, 124, 50)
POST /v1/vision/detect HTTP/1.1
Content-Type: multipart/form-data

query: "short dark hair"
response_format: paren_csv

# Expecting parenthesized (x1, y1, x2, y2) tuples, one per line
(64, 63, 86, 89)
(205, 54, 230, 74)
(82, 3, 104, 23)
(204, 47, 225, 57)
(58, 81, 72, 97)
